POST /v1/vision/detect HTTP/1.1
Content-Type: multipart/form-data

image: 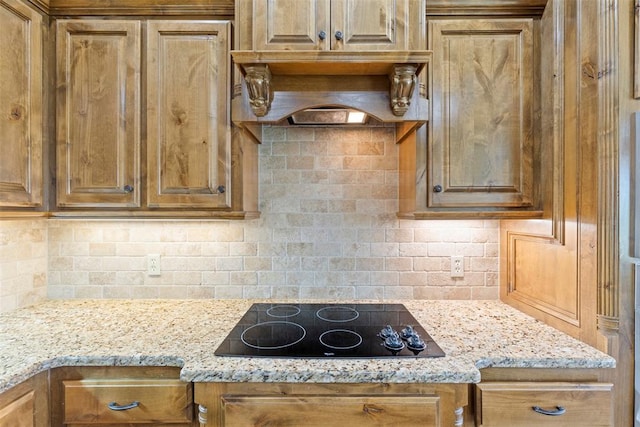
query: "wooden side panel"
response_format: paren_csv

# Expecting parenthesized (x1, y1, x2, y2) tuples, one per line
(146, 21, 231, 209)
(331, 0, 407, 50)
(56, 20, 140, 208)
(428, 19, 534, 208)
(253, 0, 330, 50)
(0, 372, 48, 427)
(0, 0, 43, 208)
(222, 395, 440, 427)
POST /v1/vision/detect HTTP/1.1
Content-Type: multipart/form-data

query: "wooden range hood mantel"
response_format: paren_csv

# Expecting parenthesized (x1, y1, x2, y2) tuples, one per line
(231, 50, 432, 126)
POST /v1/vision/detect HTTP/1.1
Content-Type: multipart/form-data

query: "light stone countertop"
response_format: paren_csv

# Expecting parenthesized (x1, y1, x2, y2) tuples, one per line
(0, 299, 615, 394)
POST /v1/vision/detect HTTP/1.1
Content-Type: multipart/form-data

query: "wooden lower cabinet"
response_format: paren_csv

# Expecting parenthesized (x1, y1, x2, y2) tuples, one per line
(194, 382, 469, 427)
(0, 372, 49, 427)
(50, 366, 195, 426)
(475, 369, 613, 427)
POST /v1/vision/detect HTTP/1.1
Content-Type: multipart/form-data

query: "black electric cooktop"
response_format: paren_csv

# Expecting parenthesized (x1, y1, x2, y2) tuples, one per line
(214, 303, 445, 358)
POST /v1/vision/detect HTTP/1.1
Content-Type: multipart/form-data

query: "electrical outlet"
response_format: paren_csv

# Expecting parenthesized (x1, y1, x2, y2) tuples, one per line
(450, 256, 464, 278)
(148, 254, 161, 276)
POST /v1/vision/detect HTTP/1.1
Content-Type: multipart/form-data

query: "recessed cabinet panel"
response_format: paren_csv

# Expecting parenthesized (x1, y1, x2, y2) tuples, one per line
(429, 19, 534, 208)
(0, 391, 35, 427)
(254, 0, 330, 50)
(146, 21, 231, 209)
(0, 0, 43, 208)
(222, 395, 440, 427)
(331, 0, 406, 50)
(56, 20, 141, 208)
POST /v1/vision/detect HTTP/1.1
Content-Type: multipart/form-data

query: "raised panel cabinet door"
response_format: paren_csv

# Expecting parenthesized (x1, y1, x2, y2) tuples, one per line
(0, 391, 35, 427)
(330, 0, 408, 51)
(0, 0, 43, 208)
(146, 21, 231, 209)
(428, 19, 534, 208)
(56, 20, 141, 208)
(253, 0, 330, 50)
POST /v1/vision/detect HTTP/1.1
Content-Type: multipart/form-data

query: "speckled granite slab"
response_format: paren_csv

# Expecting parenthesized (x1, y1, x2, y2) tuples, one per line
(0, 299, 615, 394)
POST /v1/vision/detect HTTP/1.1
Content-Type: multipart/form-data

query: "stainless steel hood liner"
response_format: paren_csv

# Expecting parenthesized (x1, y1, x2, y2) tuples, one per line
(231, 50, 432, 125)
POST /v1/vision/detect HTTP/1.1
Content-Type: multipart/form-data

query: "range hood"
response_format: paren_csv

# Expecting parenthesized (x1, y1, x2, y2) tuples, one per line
(231, 50, 432, 127)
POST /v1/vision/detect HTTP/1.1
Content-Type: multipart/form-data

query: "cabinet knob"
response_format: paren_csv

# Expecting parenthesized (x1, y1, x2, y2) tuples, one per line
(216, 185, 226, 194)
(318, 30, 326, 40)
(123, 184, 134, 193)
(433, 184, 443, 193)
(335, 30, 343, 41)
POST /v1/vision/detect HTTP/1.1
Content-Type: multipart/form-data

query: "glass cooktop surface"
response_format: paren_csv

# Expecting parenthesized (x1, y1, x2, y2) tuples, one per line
(214, 303, 445, 358)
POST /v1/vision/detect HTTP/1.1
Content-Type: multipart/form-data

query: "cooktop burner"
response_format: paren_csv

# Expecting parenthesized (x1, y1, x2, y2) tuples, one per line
(214, 303, 445, 358)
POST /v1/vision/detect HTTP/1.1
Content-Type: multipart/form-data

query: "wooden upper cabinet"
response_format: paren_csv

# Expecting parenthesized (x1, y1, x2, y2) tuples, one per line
(146, 21, 231, 209)
(428, 19, 535, 209)
(251, 0, 423, 51)
(0, 0, 43, 208)
(56, 20, 141, 208)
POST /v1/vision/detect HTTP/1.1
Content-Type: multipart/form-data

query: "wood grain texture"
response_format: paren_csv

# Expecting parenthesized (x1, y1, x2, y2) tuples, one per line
(146, 20, 231, 209)
(63, 379, 193, 424)
(475, 382, 613, 426)
(426, 0, 548, 17)
(196, 382, 469, 427)
(0, 0, 43, 208)
(0, 372, 48, 427)
(48, 0, 234, 16)
(428, 18, 535, 208)
(55, 20, 141, 208)
(251, 0, 424, 51)
(222, 395, 440, 427)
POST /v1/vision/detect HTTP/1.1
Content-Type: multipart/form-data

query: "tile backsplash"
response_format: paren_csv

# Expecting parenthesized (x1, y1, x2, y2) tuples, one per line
(0, 219, 48, 312)
(1, 126, 499, 312)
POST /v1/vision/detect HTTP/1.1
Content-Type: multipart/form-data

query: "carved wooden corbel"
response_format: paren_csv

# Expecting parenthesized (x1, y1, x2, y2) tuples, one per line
(389, 64, 418, 116)
(243, 64, 272, 117)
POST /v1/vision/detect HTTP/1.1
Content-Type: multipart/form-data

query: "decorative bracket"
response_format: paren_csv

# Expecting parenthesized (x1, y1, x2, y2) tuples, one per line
(389, 64, 418, 116)
(243, 64, 272, 117)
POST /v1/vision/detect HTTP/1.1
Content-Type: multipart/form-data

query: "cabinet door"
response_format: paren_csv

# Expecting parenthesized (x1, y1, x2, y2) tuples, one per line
(330, 0, 408, 51)
(56, 20, 141, 208)
(0, 372, 48, 427)
(428, 19, 534, 208)
(146, 21, 231, 209)
(0, 0, 43, 208)
(253, 0, 330, 50)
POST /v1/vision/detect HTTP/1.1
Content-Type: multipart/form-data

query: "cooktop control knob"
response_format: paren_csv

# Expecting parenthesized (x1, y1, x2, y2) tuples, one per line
(407, 334, 427, 355)
(379, 325, 396, 339)
(400, 325, 415, 340)
(383, 334, 405, 355)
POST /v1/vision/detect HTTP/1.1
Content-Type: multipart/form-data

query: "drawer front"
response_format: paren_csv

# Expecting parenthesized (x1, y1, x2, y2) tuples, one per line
(476, 382, 613, 426)
(223, 394, 440, 427)
(63, 379, 192, 424)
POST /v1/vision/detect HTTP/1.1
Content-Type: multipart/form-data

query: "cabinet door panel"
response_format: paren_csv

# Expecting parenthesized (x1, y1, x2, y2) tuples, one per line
(429, 19, 534, 208)
(0, 0, 43, 207)
(254, 0, 330, 50)
(0, 391, 34, 427)
(147, 21, 231, 209)
(331, 0, 407, 50)
(223, 395, 440, 426)
(56, 20, 140, 208)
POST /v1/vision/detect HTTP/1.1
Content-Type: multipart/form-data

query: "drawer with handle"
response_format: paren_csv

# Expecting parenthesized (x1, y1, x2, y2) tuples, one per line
(62, 378, 193, 424)
(475, 382, 612, 426)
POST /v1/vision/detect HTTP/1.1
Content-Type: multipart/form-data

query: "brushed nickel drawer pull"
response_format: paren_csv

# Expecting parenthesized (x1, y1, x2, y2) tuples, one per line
(108, 401, 140, 411)
(532, 405, 566, 416)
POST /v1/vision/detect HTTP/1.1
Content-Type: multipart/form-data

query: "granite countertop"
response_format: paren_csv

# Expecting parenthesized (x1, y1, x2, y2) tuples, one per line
(0, 299, 615, 394)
